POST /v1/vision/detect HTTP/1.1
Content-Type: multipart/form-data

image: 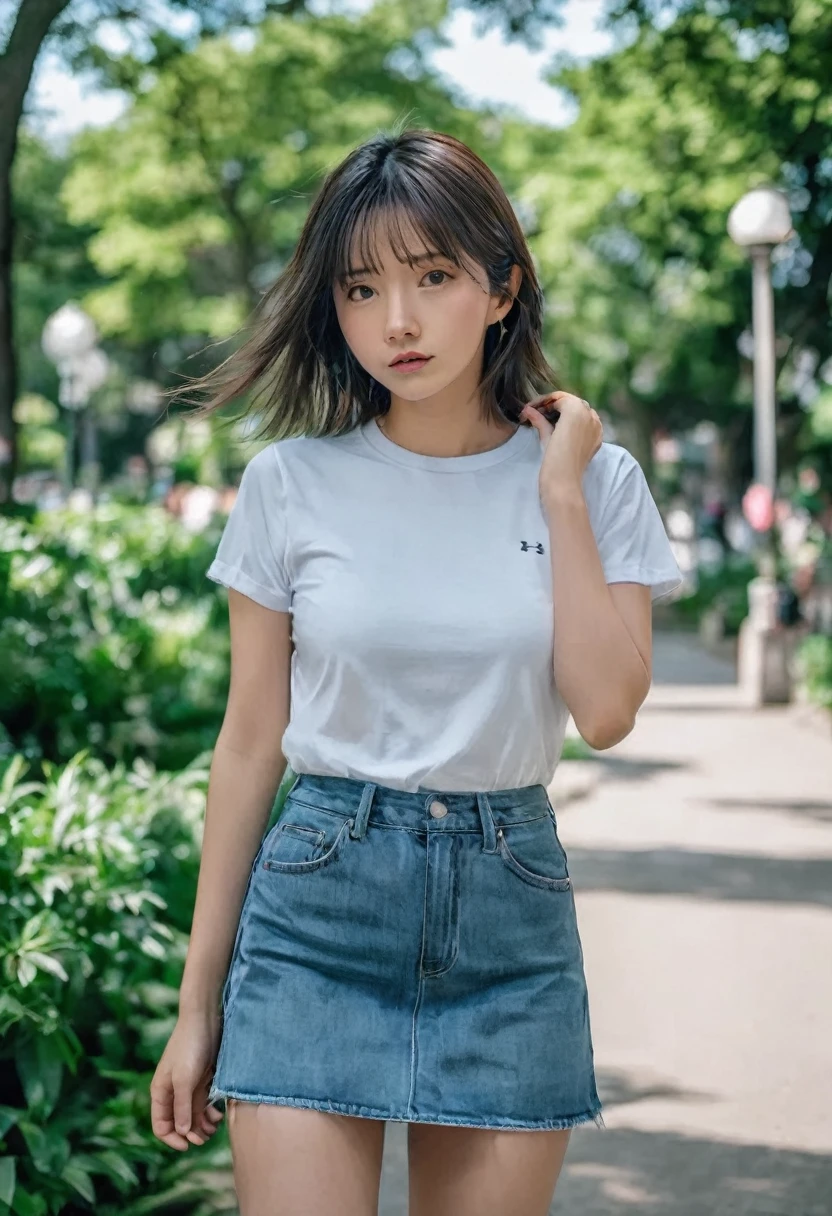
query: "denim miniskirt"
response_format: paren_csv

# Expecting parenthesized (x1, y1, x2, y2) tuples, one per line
(208, 772, 604, 1132)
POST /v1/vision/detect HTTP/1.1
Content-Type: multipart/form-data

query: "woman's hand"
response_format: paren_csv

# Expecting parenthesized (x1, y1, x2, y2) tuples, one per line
(520, 391, 603, 506)
(150, 1010, 225, 1151)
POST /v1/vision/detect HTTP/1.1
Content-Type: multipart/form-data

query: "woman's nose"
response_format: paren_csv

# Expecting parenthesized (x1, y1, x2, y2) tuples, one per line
(384, 294, 420, 343)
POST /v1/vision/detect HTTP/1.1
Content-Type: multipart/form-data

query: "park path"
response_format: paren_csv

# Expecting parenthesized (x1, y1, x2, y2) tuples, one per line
(378, 631, 832, 1215)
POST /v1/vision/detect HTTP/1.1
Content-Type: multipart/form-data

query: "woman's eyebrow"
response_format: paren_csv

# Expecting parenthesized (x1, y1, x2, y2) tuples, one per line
(339, 262, 374, 285)
(341, 250, 446, 282)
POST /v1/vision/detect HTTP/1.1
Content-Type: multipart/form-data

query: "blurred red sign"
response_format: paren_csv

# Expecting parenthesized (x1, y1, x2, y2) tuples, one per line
(742, 483, 774, 531)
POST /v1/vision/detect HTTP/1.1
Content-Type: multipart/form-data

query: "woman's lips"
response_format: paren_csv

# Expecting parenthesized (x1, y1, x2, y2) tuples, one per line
(390, 356, 433, 374)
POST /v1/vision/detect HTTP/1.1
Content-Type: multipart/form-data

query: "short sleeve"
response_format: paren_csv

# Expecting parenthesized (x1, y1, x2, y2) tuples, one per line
(593, 449, 684, 602)
(206, 445, 292, 611)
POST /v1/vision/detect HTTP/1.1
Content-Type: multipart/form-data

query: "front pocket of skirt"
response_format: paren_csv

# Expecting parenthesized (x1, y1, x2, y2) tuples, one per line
(262, 815, 353, 874)
(496, 823, 572, 891)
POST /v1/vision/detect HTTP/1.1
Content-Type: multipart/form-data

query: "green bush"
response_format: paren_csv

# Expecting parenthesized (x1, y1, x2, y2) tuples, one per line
(0, 751, 244, 1216)
(0, 506, 230, 772)
(560, 736, 593, 761)
(669, 555, 757, 635)
(795, 634, 832, 710)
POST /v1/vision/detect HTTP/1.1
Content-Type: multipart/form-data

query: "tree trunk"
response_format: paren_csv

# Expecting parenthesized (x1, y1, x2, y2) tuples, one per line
(628, 394, 656, 485)
(0, 0, 71, 502)
(609, 381, 656, 484)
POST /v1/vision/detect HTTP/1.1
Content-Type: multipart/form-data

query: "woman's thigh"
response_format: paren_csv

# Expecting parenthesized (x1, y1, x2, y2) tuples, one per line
(408, 1123, 571, 1216)
(227, 1100, 386, 1216)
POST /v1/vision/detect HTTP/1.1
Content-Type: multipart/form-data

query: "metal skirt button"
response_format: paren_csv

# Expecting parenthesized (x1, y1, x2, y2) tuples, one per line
(429, 800, 448, 818)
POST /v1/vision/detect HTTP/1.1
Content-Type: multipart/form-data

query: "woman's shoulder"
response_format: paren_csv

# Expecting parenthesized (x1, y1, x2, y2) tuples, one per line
(582, 440, 638, 503)
(243, 427, 365, 480)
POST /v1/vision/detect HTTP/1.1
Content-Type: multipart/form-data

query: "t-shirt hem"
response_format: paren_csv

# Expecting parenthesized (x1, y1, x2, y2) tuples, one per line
(207, 559, 291, 612)
(604, 566, 684, 602)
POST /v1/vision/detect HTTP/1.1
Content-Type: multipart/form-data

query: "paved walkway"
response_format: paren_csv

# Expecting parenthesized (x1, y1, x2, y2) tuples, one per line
(378, 631, 832, 1214)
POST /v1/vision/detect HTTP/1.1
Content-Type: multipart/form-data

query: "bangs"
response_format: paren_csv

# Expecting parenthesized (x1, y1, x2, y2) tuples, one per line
(333, 178, 473, 288)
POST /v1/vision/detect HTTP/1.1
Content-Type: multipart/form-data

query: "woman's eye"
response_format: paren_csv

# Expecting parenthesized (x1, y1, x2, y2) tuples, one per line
(424, 270, 449, 286)
(347, 285, 374, 301)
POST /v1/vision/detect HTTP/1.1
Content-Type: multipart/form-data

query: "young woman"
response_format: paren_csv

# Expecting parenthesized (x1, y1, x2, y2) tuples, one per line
(150, 127, 683, 1215)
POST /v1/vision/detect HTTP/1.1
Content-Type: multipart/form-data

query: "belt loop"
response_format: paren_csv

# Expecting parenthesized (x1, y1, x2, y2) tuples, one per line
(544, 787, 558, 825)
(476, 792, 497, 854)
(350, 782, 377, 840)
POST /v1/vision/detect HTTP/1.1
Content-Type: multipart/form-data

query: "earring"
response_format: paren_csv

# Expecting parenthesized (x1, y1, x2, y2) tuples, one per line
(498, 319, 507, 343)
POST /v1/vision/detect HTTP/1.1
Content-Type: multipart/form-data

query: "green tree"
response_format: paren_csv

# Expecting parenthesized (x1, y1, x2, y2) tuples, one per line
(57, 3, 507, 375)
(13, 131, 101, 414)
(2, 2, 315, 502)
(522, 0, 832, 488)
(1, 0, 572, 501)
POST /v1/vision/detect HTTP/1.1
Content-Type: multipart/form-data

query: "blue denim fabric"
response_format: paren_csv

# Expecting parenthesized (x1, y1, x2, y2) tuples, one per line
(209, 773, 603, 1131)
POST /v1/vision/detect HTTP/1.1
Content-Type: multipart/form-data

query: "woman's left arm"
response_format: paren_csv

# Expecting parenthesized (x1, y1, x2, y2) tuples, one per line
(520, 391, 655, 751)
(544, 483, 652, 749)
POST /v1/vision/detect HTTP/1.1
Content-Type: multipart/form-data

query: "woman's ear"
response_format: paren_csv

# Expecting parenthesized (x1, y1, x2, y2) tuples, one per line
(495, 263, 523, 323)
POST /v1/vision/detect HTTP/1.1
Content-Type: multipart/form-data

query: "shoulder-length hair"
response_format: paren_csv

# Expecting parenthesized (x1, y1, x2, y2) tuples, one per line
(174, 127, 558, 439)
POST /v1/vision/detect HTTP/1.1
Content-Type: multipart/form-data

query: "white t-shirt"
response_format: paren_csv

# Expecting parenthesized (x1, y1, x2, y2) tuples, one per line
(207, 417, 683, 792)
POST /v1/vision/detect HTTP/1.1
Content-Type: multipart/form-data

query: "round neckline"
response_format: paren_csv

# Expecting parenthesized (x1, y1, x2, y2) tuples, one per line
(360, 416, 536, 472)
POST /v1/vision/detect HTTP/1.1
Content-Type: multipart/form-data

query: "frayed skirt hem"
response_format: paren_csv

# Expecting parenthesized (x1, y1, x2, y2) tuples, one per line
(207, 1088, 605, 1132)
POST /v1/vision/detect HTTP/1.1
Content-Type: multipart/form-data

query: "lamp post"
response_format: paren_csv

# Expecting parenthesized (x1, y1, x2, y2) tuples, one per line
(75, 347, 110, 498)
(42, 304, 110, 497)
(727, 186, 795, 704)
(727, 187, 793, 513)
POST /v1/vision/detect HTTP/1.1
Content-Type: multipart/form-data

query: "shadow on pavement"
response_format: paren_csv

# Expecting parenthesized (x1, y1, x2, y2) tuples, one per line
(703, 796, 832, 826)
(568, 847, 832, 908)
(379, 1069, 832, 1216)
(559, 1121, 832, 1215)
(557, 1067, 832, 1215)
(591, 755, 693, 782)
(597, 1068, 714, 1112)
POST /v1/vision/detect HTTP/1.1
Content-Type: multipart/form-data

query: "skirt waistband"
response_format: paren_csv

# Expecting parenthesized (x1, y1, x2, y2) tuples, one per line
(284, 772, 555, 847)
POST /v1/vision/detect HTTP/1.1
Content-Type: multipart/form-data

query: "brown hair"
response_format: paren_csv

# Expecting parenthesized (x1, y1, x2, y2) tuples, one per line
(172, 127, 557, 439)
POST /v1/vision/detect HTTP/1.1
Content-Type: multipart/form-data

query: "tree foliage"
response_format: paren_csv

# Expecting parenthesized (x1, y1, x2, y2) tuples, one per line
(0, 0, 570, 498)
(61, 2, 470, 349)
(506, 0, 832, 483)
(7, 0, 832, 498)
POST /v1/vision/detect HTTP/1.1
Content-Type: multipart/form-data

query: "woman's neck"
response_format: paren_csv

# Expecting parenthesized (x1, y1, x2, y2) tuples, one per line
(377, 403, 517, 459)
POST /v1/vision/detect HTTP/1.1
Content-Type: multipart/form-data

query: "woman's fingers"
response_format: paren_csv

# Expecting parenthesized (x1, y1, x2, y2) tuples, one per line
(196, 1102, 224, 1137)
(522, 396, 559, 418)
(519, 404, 555, 449)
(150, 1017, 224, 1152)
(149, 1068, 205, 1151)
(173, 1071, 197, 1138)
(520, 404, 555, 431)
(524, 390, 575, 412)
(526, 390, 597, 417)
(150, 1076, 191, 1151)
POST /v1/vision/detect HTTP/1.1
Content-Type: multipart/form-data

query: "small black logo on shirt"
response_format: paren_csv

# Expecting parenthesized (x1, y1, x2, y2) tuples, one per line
(520, 541, 545, 554)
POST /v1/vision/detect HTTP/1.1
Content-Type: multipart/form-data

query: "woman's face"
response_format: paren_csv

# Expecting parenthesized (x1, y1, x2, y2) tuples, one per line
(332, 217, 517, 409)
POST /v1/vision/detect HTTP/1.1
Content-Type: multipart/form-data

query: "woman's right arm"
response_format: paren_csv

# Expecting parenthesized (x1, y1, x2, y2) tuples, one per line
(150, 589, 292, 1151)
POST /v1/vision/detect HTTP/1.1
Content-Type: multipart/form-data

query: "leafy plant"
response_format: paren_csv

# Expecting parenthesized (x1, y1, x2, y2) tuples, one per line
(0, 751, 241, 1216)
(0, 505, 230, 772)
(668, 555, 757, 635)
(794, 635, 832, 711)
(560, 735, 593, 761)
